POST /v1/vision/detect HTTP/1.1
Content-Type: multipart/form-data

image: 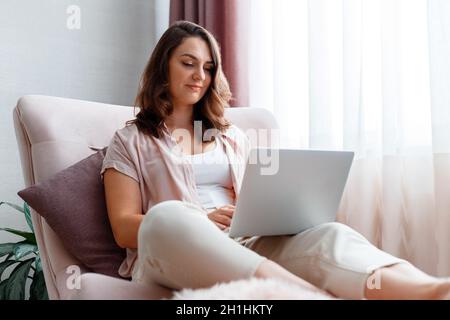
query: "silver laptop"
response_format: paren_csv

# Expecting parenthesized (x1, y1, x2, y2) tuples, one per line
(228, 148, 354, 238)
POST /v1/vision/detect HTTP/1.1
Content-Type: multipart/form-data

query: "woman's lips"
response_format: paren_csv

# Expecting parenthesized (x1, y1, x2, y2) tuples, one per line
(186, 85, 202, 92)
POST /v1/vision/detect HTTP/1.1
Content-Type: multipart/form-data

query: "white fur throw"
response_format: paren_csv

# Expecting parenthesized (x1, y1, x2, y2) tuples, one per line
(172, 277, 336, 300)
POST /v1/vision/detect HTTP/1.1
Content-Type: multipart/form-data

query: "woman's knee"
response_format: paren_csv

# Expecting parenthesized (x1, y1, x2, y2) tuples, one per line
(293, 222, 367, 255)
(312, 222, 366, 242)
(316, 222, 355, 235)
(138, 200, 206, 248)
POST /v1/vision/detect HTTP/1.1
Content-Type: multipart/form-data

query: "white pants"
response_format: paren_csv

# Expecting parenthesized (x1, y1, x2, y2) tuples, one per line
(131, 200, 406, 299)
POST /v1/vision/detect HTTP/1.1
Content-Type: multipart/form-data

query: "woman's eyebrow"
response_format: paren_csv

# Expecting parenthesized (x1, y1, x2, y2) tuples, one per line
(180, 53, 213, 64)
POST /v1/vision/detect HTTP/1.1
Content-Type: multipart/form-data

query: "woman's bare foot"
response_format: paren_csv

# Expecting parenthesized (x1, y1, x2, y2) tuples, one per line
(365, 263, 450, 300)
(432, 278, 450, 299)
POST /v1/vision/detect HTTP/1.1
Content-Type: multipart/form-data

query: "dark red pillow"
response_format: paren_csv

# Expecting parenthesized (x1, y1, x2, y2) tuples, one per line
(17, 148, 126, 278)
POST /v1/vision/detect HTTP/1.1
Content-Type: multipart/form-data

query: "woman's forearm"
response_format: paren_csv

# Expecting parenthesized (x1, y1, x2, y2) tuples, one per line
(115, 213, 144, 249)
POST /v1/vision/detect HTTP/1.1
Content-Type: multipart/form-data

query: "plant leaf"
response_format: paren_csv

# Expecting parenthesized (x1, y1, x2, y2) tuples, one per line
(23, 202, 34, 233)
(0, 201, 24, 214)
(0, 260, 20, 279)
(13, 243, 37, 260)
(0, 228, 36, 243)
(1, 240, 33, 259)
(29, 270, 48, 300)
(0, 280, 8, 300)
(0, 243, 16, 258)
(4, 252, 14, 261)
(35, 254, 42, 273)
(4, 259, 34, 300)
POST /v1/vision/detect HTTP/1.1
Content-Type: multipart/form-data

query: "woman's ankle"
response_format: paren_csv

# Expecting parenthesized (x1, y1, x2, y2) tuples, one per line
(430, 279, 450, 299)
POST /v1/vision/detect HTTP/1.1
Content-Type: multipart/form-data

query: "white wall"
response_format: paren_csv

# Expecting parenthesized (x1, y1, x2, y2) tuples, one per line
(0, 0, 169, 243)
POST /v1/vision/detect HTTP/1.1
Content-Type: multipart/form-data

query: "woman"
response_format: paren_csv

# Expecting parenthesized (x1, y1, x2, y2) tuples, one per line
(101, 21, 450, 299)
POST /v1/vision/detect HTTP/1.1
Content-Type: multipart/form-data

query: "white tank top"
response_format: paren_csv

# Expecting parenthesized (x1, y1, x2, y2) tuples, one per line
(183, 139, 235, 212)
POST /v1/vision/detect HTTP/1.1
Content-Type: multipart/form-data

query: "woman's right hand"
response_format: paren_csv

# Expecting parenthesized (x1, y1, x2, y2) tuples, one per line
(207, 204, 235, 230)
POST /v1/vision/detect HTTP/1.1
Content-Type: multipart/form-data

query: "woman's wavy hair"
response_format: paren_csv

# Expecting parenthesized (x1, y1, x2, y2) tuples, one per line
(126, 20, 232, 139)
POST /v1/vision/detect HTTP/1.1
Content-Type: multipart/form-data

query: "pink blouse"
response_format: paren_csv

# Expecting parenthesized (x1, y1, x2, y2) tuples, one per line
(100, 122, 250, 278)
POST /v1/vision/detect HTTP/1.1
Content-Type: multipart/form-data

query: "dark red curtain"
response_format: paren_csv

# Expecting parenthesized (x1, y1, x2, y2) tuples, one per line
(170, 0, 249, 107)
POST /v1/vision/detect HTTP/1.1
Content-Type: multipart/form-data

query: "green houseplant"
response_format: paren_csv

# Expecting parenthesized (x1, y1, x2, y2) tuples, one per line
(0, 201, 48, 300)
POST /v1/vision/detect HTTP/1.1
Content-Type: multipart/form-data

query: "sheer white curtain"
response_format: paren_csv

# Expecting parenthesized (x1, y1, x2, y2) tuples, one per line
(247, 0, 450, 276)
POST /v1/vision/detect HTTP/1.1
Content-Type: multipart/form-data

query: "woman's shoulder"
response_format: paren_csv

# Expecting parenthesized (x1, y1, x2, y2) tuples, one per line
(223, 123, 247, 139)
(113, 122, 152, 143)
(222, 124, 251, 147)
(221, 123, 251, 154)
(108, 122, 149, 150)
(114, 122, 140, 138)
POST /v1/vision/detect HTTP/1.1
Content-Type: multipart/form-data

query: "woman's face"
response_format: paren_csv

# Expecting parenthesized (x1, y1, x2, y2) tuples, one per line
(168, 37, 214, 108)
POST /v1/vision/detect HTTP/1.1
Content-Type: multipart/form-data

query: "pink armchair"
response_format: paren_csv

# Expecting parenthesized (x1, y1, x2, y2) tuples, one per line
(13, 95, 279, 299)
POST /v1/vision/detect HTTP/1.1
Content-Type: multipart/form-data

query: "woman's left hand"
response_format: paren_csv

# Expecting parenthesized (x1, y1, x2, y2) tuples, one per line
(207, 204, 235, 230)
